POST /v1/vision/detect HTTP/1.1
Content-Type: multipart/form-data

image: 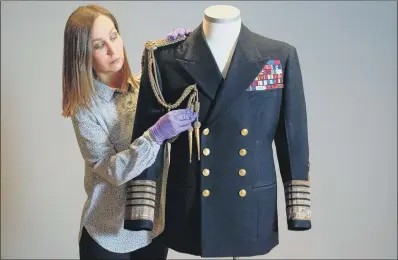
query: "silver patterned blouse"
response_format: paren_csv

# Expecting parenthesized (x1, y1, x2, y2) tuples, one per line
(71, 74, 161, 253)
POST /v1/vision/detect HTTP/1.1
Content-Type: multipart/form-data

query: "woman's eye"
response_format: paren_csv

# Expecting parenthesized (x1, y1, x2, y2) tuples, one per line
(94, 43, 104, 49)
(110, 32, 118, 41)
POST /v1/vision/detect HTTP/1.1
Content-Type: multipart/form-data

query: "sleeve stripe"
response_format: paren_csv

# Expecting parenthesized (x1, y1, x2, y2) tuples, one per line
(125, 201, 156, 208)
(286, 204, 310, 208)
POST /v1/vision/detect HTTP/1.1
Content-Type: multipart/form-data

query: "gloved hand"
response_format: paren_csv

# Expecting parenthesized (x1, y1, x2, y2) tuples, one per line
(167, 28, 192, 40)
(149, 108, 197, 144)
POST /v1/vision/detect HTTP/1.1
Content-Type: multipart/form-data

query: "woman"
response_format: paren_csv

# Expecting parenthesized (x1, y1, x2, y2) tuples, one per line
(62, 4, 193, 260)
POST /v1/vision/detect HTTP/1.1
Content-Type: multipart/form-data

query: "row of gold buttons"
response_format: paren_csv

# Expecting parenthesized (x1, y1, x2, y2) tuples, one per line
(202, 128, 211, 198)
(202, 128, 249, 136)
(201, 128, 249, 198)
(239, 128, 248, 198)
(203, 148, 247, 157)
(202, 189, 247, 197)
(201, 168, 246, 177)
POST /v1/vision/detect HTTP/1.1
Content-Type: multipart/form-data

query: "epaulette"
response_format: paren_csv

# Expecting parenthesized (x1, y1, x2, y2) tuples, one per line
(141, 35, 187, 73)
(144, 35, 187, 51)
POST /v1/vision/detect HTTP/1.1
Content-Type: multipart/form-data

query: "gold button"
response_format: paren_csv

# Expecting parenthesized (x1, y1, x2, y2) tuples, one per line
(239, 149, 247, 156)
(241, 129, 249, 136)
(239, 169, 246, 176)
(202, 189, 210, 197)
(202, 169, 210, 176)
(203, 128, 209, 135)
(239, 189, 247, 197)
(203, 148, 210, 156)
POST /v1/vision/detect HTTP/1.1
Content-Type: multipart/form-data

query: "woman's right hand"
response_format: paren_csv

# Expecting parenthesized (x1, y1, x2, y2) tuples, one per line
(148, 108, 197, 144)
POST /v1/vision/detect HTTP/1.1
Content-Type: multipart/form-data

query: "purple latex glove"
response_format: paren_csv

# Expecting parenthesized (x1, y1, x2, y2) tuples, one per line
(167, 28, 192, 40)
(149, 108, 197, 144)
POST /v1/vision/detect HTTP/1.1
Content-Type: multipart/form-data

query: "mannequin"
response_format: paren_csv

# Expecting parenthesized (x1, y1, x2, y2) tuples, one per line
(127, 4, 312, 259)
(202, 5, 241, 79)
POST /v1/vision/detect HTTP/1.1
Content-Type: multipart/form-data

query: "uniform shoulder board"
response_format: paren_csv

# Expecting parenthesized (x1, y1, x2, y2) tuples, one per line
(144, 35, 187, 51)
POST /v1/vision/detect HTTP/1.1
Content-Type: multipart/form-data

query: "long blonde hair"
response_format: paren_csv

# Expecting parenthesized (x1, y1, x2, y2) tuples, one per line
(62, 4, 139, 117)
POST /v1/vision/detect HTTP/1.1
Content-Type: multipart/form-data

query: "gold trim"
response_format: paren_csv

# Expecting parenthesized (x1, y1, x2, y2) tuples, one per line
(125, 179, 157, 223)
(144, 36, 187, 51)
(284, 186, 310, 194)
(126, 186, 156, 194)
(145, 35, 201, 164)
(286, 206, 311, 221)
(130, 180, 156, 186)
(127, 199, 156, 207)
(125, 206, 155, 221)
(284, 180, 310, 187)
(284, 180, 311, 221)
(126, 193, 156, 200)
(285, 192, 310, 200)
(286, 199, 311, 207)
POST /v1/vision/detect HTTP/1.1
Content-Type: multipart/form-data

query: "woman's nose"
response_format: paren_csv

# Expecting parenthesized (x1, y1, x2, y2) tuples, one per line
(107, 43, 116, 55)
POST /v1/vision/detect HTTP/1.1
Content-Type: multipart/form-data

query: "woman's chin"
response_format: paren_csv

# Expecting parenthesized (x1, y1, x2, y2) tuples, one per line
(109, 58, 123, 71)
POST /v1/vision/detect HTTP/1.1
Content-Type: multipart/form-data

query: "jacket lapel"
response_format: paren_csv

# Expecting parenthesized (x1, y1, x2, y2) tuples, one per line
(205, 24, 269, 126)
(175, 23, 223, 101)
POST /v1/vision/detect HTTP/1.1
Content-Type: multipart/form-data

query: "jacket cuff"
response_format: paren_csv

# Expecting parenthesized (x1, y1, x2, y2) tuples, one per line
(124, 220, 153, 231)
(284, 180, 311, 231)
(287, 220, 311, 230)
(124, 179, 156, 231)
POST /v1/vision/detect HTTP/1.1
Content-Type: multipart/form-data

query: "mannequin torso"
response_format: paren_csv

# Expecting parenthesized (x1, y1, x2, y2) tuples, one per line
(202, 5, 241, 78)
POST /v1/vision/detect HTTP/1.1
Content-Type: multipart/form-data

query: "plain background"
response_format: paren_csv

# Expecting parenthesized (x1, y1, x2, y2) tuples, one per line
(1, 1, 397, 259)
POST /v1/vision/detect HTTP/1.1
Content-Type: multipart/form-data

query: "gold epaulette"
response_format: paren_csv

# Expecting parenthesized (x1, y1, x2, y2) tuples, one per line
(144, 35, 187, 51)
(140, 35, 187, 73)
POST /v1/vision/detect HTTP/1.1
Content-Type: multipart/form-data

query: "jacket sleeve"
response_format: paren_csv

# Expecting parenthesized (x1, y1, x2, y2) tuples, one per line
(274, 45, 312, 231)
(71, 108, 161, 187)
(124, 47, 167, 232)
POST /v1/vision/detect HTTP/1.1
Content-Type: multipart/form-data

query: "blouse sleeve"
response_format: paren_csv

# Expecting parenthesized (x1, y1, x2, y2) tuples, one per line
(71, 107, 160, 186)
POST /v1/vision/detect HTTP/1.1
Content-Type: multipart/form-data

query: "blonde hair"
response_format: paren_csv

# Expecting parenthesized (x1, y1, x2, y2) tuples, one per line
(62, 4, 139, 117)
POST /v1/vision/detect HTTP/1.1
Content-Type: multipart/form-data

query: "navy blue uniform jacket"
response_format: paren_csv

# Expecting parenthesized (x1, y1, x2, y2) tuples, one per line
(125, 22, 312, 257)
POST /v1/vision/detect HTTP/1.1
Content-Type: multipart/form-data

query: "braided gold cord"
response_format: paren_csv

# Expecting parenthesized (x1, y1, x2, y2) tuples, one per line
(142, 35, 201, 237)
(145, 36, 201, 148)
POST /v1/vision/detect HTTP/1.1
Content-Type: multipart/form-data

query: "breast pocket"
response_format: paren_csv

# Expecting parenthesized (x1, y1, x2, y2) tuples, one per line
(246, 88, 282, 119)
(240, 86, 283, 145)
(248, 88, 279, 99)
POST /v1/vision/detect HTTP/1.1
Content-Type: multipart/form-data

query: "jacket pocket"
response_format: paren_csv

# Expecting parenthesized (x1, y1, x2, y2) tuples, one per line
(252, 180, 276, 190)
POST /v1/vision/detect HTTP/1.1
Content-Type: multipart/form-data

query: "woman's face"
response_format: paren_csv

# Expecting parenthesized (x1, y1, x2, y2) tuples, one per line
(91, 15, 124, 74)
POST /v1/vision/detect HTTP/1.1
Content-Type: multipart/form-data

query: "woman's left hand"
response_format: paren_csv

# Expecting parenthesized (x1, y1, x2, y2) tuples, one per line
(167, 28, 192, 40)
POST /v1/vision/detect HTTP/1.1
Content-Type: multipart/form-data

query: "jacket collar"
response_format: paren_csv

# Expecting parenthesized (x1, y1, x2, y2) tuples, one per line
(175, 22, 270, 126)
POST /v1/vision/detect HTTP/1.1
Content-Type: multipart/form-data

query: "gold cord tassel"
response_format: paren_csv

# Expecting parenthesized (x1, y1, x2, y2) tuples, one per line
(193, 100, 201, 161)
(194, 121, 201, 161)
(188, 128, 193, 163)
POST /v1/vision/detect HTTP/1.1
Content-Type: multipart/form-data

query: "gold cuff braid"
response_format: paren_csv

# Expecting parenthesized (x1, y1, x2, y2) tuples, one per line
(125, 180, 157, 222)
(284, 180, 311, 221)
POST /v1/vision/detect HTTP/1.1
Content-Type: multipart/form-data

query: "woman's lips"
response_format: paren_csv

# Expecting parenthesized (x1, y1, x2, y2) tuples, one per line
(111, 57, 120, 64)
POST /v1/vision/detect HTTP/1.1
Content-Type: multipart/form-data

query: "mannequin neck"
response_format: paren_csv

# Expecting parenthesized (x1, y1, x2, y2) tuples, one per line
(201, 5, 242, 78)
(202, 8, 241, 45)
